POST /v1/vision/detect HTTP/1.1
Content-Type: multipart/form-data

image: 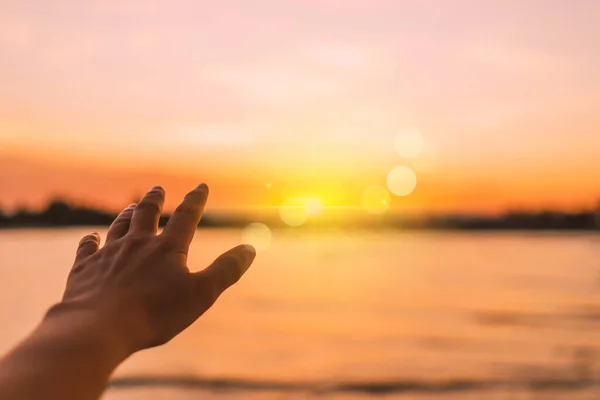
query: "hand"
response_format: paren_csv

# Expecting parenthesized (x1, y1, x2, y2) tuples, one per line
(49, 184, 256, 355)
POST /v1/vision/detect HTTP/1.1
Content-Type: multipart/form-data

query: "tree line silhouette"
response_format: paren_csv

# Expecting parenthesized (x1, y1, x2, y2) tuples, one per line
(0, 199, 242, 229)
(0, 198, 599, 230)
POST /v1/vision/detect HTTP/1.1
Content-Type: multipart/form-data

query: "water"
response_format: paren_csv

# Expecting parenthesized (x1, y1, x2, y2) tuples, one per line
(1, 229, 600, 399)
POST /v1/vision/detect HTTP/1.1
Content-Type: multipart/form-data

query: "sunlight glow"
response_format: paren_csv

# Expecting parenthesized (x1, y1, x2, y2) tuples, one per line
(412, 142, 438, 173)
(362, 185, 392, 214)
(305, 197, 324, 215)
(279, 197, 310, 227)
(386, 166, 417, 196)
(394, 128, 424, 158)
(241, 222, 272, 252)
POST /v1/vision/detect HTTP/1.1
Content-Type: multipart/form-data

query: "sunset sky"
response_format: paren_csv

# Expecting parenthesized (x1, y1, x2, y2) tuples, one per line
(1, 0, 599, 215)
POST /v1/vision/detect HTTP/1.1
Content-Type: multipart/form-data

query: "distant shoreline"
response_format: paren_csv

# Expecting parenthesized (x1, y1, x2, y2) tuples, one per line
(1, 226, 599, 234)
(1, 199, 599, 231)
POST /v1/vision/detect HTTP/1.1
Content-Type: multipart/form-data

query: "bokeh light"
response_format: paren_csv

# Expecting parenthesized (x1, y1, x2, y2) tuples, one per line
(241, 222, 272, 252)
(386, 166, 417, 196)
(361, 185, 391, 214)
(279, 197, 310, 227)
(305, 197, 324, 215)
(394, 128, 424, 158)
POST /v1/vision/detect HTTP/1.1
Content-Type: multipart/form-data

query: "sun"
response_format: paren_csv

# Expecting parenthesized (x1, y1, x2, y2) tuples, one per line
(278, 196, 326, 226)
(305, 197, 324, 215)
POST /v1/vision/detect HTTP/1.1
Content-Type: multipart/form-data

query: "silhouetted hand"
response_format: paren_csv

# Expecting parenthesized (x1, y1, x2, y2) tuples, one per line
(52, 184, 256, 354)
(0, 184, 256, 400)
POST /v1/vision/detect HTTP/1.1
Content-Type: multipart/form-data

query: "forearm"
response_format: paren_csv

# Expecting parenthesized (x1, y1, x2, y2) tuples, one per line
(0, 306, 131, 400)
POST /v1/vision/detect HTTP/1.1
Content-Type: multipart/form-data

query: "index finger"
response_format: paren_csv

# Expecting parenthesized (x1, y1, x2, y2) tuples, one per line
(161, 184, 209, 253)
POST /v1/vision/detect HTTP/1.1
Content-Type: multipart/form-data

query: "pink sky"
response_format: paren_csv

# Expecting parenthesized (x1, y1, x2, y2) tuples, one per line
(1, 0, 600, 213)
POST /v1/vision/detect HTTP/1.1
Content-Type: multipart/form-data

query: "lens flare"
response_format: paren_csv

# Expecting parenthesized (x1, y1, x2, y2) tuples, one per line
(241, 222, 272, 252)
(386, 166, 417, 196)
(361, 185, 391, 214)
(394, 128, 424, 158)
(305, 197, 324, 215)
(279, 197, 309, 227)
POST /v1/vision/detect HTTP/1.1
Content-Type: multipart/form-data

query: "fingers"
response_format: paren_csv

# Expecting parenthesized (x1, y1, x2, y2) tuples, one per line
(129, 186, 165, 235)
(191, 245, 256, 309)
(106, 203, 136, 243)
(75, 232, 100, 262)
(162, 184, 209, 253)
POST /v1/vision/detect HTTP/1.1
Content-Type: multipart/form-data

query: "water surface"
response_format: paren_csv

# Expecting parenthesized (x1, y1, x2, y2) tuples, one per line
(1, 229, 599, 399)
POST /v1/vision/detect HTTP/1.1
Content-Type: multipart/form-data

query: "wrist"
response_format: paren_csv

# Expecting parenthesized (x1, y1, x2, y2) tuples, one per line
(41, 301, 135, 364)
(0, 302, 134, 400)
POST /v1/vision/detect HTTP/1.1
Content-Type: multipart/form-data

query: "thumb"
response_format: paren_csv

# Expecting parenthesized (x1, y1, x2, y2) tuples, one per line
(192, 244, 256, 310)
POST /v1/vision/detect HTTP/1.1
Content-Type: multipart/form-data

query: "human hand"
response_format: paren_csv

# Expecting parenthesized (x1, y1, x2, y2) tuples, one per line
(49, 184, 256, 355)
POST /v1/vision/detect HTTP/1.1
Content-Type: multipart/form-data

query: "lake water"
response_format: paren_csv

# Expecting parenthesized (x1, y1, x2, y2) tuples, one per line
(1, 229, 600, 399)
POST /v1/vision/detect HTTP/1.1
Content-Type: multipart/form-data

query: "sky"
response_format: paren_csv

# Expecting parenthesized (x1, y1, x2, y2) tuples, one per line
(1, 0, 600, 215)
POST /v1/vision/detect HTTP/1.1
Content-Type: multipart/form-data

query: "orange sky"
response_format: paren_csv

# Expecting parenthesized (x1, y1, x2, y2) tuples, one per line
(1, 0, 600, 215)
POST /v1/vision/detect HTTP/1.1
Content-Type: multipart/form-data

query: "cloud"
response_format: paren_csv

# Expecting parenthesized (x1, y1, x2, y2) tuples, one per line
(163, 123, 256, 147)
(200, 64, 346, 106)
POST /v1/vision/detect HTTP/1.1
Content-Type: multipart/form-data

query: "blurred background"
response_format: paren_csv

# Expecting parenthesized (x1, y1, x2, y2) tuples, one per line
(1, 0, 600, 398)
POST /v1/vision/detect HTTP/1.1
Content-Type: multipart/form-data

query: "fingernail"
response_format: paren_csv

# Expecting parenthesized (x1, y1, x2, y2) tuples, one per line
(151, 185, 164, 192)
(126, 203, 137, 210)
(90, 232, 100, 239)
(241, 244, 257, 264)
(197, 183, 208, 192)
